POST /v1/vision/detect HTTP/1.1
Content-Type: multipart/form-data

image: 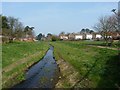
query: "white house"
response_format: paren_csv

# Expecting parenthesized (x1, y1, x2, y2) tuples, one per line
(96, 34, 102, 39)
(86, 34, 93, 39)
(60, 35, 68, 40)
(75, 35, 83, 40)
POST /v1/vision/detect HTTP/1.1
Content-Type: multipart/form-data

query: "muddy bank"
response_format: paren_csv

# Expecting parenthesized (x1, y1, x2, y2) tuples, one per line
(54, 56, 97, 88)
(55, 59, 79, 88)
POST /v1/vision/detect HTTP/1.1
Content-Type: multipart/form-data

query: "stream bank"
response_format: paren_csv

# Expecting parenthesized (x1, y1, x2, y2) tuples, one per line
(12, 46, 60, 88)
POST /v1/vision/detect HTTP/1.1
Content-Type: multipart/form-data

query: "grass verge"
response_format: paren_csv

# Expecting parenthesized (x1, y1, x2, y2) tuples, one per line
(51, 41, 119, 88)
(2, 41, 49, 88)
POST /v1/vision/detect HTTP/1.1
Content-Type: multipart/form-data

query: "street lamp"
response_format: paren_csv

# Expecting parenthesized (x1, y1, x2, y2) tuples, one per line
(111, 9, 116, 13)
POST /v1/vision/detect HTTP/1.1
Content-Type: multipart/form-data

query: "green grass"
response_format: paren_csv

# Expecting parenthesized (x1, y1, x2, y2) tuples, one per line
(2, 41, 49, 68)
(2, 41, 49, 88)
(51, 41, 120, 88)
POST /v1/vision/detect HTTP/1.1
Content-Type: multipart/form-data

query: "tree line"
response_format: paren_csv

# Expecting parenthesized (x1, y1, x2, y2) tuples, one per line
(1, 15, 35, 43)
(36, 33, 60, 41)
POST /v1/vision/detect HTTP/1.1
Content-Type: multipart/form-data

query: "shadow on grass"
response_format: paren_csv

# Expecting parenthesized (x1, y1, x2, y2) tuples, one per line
(72, 52, 120, 88)
(97, 55, 120, 88)
(72, 56, 99, 88)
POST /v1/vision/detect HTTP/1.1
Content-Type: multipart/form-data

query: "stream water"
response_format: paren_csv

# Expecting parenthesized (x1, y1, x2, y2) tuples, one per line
(12, 46, 60, 88)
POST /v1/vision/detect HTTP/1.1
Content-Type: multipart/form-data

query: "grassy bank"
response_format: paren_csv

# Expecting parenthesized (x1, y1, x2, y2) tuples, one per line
(51, 41, 119, 88)
(2, 41, 49, 88)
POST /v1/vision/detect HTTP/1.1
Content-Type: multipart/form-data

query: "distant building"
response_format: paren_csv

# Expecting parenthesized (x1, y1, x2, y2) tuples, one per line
(74, 34, 83, 40)
(46, 34, 52, 41)
(109, 31, 120, 40)
(59, 34, 69, 40)
(20, 37, 35, 42)
(86, 34, 93, 40)
(93, 33, 102, 40)
(68, 33, 75, 40)
(96, 34, 102, 39)
(59, 31, 120, 41)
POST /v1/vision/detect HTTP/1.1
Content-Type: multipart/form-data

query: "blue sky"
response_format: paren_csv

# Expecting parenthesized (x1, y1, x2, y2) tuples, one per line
(2, 2, 118, 36)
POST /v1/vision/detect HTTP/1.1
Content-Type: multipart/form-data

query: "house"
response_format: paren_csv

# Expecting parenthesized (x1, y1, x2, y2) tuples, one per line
(74, 34, 83, 40)
(20, 37, 35, 42)
(59, 34, 68, 40)
(110, 31, 120, 40)
(93, 33, 102, 40)
(86, 34, 93, 40)
(68, 33, 75, 40)
(96, 34, 102, 39)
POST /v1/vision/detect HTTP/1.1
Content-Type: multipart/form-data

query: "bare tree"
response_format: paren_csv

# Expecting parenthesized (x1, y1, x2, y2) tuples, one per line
(108, 15, 118, 32)
(7, 16, 25, 40)
(94, 16, 113, 46)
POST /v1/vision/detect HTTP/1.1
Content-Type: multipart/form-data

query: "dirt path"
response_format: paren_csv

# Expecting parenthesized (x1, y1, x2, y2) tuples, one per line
(88, 45, 118, 50)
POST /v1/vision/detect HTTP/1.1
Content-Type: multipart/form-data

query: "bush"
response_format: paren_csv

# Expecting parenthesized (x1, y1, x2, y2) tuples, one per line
(52, 36, 60, 41)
